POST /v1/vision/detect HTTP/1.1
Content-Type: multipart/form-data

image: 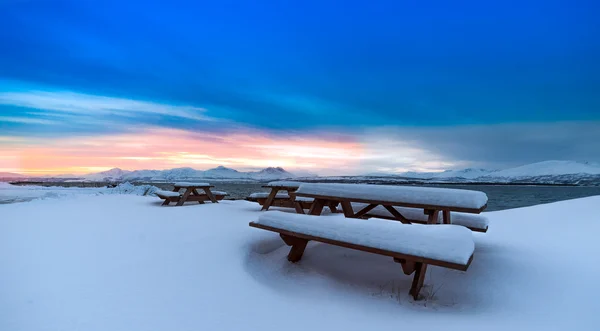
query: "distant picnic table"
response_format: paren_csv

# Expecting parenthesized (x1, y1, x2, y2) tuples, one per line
(294, 183, 488, 227)
(156, 182, 227, 206)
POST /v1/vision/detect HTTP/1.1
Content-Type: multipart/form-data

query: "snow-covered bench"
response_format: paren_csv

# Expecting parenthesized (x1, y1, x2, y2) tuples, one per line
(351, 203, 489, 232)
(250, 211, 475, 300)
(157, 183, 227, 206)
(294, 183, 488, 227)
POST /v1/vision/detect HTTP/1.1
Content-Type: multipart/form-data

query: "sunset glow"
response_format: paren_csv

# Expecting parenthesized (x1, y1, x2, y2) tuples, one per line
(1, 128, 367, 175)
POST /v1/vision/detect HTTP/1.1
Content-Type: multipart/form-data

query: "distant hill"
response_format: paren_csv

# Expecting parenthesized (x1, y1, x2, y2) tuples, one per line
(365, 160, 600, 185)
(79, 165, 296, 182)
(0, 172, 26, 179)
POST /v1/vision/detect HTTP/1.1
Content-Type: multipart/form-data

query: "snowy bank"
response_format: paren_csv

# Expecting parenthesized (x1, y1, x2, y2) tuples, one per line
(1, 194, 599, 331)
(0, 182, 160, 204)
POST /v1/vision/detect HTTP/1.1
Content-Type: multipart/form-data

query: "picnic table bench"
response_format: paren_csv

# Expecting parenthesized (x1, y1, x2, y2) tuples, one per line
(156, 182, 227, 206)
(250, 211, 474, 300)
(294, 183, 488, 229)
(351, 203, 489, 232)
(248, 181, 339, 213)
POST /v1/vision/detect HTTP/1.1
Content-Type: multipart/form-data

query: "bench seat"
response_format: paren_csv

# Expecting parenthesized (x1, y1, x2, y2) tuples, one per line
(250, 211, 474, 299)
(156, 190, 181, 198)
(352, 203, 489, 232)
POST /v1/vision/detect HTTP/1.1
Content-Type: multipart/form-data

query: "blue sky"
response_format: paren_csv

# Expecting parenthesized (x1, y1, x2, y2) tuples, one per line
(0, 0, 599, 174)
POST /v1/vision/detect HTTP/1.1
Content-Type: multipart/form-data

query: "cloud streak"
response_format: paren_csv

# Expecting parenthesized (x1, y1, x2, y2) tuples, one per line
(0, 90, 211, 121)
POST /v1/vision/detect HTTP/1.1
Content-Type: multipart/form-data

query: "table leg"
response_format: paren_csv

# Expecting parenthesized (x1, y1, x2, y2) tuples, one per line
(202, 188, 218, 203)
(308, 199, 326, 215)
(442, 210, 451, 224)
(426, 210, 440, 224)
(340, 201, 354, 217)
(261, 188, 279, 211)
(176, 188, 192, 206)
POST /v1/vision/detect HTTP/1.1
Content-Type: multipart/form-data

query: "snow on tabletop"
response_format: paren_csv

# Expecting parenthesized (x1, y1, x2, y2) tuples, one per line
(155, 190, 181, 198)
(211, 191, 229, 196)
(295, 183, 488, 210)
(248, 192, 290, 199)
(352, 203, 489, 230)
(256, 211, 474, 265)
(265, 181, 305, 188)
(1, 194, 599, 330)
(173, 182, 211, 187)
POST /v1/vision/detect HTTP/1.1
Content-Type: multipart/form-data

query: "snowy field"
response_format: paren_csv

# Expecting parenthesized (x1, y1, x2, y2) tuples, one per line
(1, 185, 599, 331)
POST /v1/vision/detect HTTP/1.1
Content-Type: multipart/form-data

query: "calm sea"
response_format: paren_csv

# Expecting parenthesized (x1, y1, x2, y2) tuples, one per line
(3, 182, 600, 211)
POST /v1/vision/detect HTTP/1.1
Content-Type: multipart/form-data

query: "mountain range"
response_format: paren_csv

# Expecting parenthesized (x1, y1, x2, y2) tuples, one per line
(81, 166, 297, 181)
(360, 160, 600, 185)
(3, 160, 600, 185)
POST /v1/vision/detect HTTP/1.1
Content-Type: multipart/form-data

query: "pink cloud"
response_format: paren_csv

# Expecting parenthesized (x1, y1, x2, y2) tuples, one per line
(4, 128, 365, 175)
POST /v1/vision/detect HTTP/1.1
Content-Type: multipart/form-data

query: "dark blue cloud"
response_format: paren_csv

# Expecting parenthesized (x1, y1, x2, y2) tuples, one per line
(1, 0, 599, 132)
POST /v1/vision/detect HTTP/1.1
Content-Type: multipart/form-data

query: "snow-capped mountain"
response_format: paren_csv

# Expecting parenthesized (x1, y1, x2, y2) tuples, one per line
(481, 160, 600, 178)
(247, 167, 295, 180)
(365, 161, 600, 185)
(79, 166, 296, 181)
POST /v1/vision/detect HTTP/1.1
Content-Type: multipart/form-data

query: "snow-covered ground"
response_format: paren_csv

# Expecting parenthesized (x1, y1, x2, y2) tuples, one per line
(1, 189, 598, 330)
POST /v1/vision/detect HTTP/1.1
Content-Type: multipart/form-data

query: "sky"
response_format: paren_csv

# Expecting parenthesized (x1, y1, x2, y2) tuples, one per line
(1, 0, 599, 175)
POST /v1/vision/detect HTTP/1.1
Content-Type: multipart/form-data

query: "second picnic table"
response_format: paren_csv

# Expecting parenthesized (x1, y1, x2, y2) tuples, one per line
(159, 182, 219, 206)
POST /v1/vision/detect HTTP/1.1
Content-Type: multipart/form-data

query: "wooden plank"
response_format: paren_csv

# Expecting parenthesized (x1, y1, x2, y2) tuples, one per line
(308, 198, 325, 215)
(354, 203, 378, 218)
(382, 205, 411, 224)
(249, 222, 472, 271)
(161, 199, 171, 206)
(176, 188, 192, 206)
(261, 188, 279, 211)
(442, 210, 451, 224)
(340, 201, 355, 218)
(294, 192, 486, 214)
(409, 262, 428, 300)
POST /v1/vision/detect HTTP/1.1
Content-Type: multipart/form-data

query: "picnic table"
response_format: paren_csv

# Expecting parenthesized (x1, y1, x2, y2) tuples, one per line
(157, 182, 222, 206)
(293, 183, 488, 226)
(252, 181, 338, 213)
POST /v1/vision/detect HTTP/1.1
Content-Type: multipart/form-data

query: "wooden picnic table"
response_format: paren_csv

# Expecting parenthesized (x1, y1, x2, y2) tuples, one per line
(161, 182, 219, 206)
(258, 181, 338, 213)
(259, 181, 304, 211)
(293, 183, 488, 226)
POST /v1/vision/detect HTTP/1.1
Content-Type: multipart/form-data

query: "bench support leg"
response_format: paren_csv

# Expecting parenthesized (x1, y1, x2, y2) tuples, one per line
(262, 189, 279, 211)
(409, 262, 428, 300)
(394, 258, 417, 275)
(280, 234, 309, 263)
(162, 199, 170, 206)
(293, 201, 305, 214)
(328, 201, 339, 213)
(176, 189, 192, 206)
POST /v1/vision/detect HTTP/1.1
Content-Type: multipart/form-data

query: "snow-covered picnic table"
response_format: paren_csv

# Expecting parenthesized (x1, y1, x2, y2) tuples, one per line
(294, 183, 488, 226)
(156, 182, 226, 206)
(248, 181, 340, 213)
